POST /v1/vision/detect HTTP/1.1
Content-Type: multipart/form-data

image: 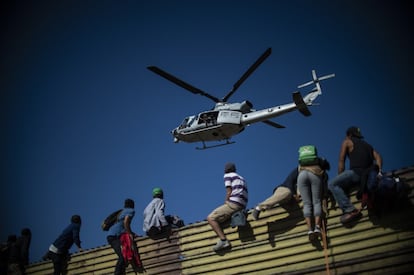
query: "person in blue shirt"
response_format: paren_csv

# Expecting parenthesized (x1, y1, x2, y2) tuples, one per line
(44, 215, 82, 275)
(107, 198, 135, 275)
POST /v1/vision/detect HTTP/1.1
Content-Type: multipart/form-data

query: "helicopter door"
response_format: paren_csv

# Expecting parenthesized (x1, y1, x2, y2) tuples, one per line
(217, 111, 241, 125)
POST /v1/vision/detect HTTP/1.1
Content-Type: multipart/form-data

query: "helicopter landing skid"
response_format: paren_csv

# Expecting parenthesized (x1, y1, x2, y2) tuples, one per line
(196, 140, 235, 150)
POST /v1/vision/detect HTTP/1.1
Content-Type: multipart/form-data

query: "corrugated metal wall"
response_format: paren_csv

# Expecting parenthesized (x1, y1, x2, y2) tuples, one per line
(25, 166, 414, 275)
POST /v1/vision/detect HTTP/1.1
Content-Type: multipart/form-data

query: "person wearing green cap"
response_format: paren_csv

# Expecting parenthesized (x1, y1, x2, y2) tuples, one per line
(143, 187, 171, 238)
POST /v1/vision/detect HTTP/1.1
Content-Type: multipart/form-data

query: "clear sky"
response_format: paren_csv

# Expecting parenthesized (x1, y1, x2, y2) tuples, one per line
(1, 0, 413, 263)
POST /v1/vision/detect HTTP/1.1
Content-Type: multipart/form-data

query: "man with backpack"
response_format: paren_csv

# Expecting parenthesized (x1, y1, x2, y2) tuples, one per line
(296, 145, 331, 241)
(107, 199, 136, 275)
(328, 126, 382, 224)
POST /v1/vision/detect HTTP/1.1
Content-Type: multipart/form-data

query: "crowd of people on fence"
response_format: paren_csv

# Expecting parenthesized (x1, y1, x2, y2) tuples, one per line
(5, 125, 407, 275)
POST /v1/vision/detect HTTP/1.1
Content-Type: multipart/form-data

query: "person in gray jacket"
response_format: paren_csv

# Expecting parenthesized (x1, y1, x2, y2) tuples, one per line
(143, 188, 171, 238)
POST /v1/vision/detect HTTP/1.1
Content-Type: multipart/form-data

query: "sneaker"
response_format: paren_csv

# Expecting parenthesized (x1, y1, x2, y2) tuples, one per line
(252, 209, 260, 220)
(308, 230, 316, 241)
(340, 209, 362, 224)
(313, 226, 322, 238)
(213, 239, 230, 251)
(361, 193, 369, 210)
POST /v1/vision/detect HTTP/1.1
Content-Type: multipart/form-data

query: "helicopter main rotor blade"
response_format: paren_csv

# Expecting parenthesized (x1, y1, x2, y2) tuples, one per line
(222, 47, 272, 102)
(147, 66, 220, 103)
(262, 120, 285, 129)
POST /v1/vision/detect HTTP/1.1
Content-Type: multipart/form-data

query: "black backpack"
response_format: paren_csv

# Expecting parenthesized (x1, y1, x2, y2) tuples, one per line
(101, 209, 122, 231)
(165, 215, 185, 228)
(361, 172, 409, 214)
(376, 175, 408, 204)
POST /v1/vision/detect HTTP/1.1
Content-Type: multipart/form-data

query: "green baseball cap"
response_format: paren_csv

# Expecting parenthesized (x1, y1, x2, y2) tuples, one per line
(152, 187, 163, 197)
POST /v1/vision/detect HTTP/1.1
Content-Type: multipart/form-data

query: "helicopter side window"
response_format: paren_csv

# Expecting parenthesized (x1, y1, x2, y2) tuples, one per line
(198, 111, 218, 126)
(199, 113, 210, 125)
(210, 112, 218, 123)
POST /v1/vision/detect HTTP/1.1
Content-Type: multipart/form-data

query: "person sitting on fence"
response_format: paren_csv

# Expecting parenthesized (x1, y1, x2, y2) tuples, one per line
(143, 188, 185, 239)
(328, 126, 382, 224)
(251, 167, 300, 221)
(207, 162, 248, 251)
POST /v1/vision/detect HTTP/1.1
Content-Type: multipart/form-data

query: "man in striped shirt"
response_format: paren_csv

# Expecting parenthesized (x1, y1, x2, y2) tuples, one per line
(207, 162, 248, 251)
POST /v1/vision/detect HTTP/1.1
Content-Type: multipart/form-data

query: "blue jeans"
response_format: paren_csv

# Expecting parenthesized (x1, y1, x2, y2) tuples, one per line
(328, 170, 360, 213)
(297, 170, 322, 218)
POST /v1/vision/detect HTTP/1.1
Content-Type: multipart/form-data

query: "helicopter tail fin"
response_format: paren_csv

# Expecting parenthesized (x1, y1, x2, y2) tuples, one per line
(293, 92, 311, 117)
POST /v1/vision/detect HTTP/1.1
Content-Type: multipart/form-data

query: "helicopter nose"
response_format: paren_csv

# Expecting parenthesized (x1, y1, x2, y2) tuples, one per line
(171, 129, 179, 143)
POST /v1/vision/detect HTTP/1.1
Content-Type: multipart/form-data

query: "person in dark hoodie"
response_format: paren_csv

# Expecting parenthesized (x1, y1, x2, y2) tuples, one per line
(328, 126, 382, 224)
(44, 215, 83, 275)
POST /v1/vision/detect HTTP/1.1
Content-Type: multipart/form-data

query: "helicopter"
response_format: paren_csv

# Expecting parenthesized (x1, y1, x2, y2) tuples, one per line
(147, 48, 335, 149)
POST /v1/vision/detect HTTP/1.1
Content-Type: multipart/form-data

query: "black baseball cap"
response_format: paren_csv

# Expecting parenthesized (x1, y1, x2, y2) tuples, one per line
(346, 126, 363, 138)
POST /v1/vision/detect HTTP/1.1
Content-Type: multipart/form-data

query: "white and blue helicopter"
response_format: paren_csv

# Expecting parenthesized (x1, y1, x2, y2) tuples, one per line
(147, 48, 334, 149)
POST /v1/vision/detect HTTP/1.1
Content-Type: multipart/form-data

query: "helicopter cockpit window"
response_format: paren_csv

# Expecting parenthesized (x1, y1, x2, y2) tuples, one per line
(179, 117, 189, 129)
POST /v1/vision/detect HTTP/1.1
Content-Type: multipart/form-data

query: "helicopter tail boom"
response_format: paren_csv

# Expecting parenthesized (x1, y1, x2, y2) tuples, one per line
(240, 101, 297, 126)
(239, 89, 321, 126)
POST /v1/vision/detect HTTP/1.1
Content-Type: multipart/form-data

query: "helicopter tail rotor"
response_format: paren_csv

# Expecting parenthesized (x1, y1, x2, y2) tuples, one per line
(297, 70, 335, 94)
(294, 70, 335, 114)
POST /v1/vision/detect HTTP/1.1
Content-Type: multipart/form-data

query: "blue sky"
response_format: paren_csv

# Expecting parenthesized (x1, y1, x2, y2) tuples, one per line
(1, 0, 413, 263)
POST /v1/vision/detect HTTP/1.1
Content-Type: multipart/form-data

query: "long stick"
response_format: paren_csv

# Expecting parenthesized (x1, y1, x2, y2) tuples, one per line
(321, 199, 331, 275)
